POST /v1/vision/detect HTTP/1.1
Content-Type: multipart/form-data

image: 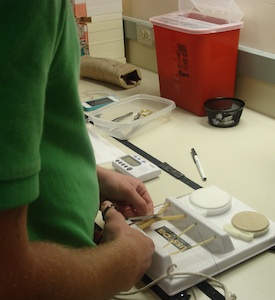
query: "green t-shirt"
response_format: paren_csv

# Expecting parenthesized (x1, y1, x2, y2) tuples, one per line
(0, 1, 99, 248)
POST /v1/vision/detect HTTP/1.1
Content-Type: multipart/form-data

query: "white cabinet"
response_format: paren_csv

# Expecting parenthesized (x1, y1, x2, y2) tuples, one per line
(86, 0, 125, 62)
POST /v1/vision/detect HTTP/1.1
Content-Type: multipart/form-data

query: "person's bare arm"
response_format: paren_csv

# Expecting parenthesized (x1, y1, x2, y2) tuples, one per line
(0, 204, 154, 300)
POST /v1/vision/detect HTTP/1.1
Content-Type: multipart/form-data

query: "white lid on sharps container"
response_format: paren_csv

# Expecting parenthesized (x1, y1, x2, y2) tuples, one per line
(178, 0, 244, 23)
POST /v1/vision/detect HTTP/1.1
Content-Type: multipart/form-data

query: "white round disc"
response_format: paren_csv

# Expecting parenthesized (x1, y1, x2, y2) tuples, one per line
(189, 186, 232, 216)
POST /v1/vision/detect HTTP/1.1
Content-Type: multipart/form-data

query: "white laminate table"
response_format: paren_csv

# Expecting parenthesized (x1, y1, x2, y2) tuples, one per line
(79, 69, 275, 300)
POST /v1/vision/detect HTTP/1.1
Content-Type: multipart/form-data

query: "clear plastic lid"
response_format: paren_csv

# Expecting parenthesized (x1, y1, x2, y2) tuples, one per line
(178, 0, 244, 23)
(150, 0, 244, 35)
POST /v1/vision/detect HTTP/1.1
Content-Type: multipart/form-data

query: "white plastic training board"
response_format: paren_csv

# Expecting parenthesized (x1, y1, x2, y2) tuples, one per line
(139, 186, 275, 296)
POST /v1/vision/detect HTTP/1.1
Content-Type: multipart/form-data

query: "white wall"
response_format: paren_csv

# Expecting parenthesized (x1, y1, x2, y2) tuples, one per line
(122, 0, 275, 54)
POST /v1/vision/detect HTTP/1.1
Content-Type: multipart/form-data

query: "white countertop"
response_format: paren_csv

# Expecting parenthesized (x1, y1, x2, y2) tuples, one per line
(79, 69, 275, 300)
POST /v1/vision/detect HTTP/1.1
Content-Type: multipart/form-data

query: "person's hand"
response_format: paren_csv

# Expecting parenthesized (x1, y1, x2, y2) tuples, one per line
(97, 167, 154, 218)
(100, 201, 155, 289)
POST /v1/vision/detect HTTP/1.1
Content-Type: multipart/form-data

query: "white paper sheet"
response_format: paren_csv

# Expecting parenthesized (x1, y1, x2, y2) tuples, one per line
(86, 124, 125, 165)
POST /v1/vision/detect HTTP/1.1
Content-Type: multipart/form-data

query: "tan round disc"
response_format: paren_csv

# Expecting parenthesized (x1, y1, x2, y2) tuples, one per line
(232, 211, 269, 233)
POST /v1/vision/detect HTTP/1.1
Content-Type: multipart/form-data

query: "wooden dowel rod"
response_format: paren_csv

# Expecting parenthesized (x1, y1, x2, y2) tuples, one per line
(170, 236, 216, 255)
(163, 223, 196, 248)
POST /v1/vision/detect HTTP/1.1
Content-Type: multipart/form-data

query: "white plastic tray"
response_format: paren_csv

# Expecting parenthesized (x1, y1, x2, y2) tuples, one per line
(88, 94, 176, 140)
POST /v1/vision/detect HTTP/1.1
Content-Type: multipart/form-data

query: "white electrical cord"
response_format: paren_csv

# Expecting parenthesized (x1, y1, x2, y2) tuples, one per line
(113, 264, 237, 300)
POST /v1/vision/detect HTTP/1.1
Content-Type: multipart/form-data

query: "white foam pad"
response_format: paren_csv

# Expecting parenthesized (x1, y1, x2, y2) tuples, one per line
(189, 185, 232, 216)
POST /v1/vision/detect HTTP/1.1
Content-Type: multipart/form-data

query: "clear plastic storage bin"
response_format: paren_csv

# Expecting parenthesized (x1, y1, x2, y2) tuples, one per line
(88, 94, 176, 140)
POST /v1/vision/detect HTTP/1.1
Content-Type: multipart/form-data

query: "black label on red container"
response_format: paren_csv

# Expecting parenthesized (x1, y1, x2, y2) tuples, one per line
(177, 44, 189, 77)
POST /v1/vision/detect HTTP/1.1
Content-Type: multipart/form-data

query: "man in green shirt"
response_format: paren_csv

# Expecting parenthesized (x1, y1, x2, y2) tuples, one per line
(0, 1, 154, 299)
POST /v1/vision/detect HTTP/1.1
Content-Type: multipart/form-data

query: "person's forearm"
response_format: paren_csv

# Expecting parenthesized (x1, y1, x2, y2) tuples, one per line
(3, 239, 137, 300)
(0, 204, 153, 299)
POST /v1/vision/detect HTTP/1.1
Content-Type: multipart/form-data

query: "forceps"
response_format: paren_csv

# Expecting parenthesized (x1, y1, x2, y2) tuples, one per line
(127, 214, 162, 222)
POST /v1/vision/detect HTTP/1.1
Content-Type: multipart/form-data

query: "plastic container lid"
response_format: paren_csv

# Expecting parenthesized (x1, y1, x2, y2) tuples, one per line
(178, 0, 244, 23)
(150, 0, 244, 34)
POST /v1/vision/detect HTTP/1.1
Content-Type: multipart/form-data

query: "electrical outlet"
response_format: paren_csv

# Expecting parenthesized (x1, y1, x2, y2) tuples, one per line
(136, 24, 154, 47)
